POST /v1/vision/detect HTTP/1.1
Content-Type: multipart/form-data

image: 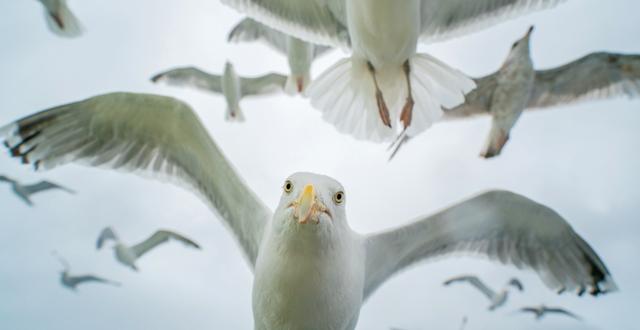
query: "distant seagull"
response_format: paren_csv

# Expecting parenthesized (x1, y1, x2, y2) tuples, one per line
(390, 26, 640, 159)
(53, 252, 119, 291)
(459, 316, 468, 330)
(228, 18, 331, 94)
(517, 305, 582, 321)
(151, 62, 287, 121)
(444, 275, 524, 310)
(222, 0, 567, 142)
(96, 227, 201, 271)
(36, 0, 83, 38)
(0, 175, 74, 206)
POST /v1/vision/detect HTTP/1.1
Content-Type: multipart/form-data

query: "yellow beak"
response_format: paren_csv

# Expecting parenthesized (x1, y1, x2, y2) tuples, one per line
(295, 184, 316, 224)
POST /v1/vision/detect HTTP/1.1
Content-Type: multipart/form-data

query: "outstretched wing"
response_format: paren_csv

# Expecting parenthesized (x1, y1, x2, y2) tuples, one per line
(419, 0, 565, 43)
(545, 307, 582, 320)
(363, 190, 616, 301)
(444, 275, 496, 299)
(508, 278, 524, 291)
(528, 52, 640, 109)
(22, 180, 74, 195)
(131, 230, 201, 258)
(40, 0, 84, 38)
(240, 73, 288, 96)
(228, 18, 289, 55)
(220, 0, 350, 48)
(96, 227, 118, 249)
(68, 274, 119, 287)
(0, 92, 271, 268)
(151, 67, 223, 94)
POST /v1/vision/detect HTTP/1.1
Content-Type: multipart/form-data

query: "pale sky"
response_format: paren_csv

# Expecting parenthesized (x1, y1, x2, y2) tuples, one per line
(0, 1, 638, 329)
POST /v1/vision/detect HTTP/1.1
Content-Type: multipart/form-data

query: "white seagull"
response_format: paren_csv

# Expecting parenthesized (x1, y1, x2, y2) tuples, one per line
(1, 92, 617, 329)
(228, 17, 332, 94)
(390, 27, 640, 159)
(54, 253, 120, 291)
(151, 62, 287, 121)
(517, 305, 583, 321)
(96, 226, 201, 271)
(0, 174, 74, 206)
(443, 275, 524, 310)
(36, 0, 83, 38)
(221, 0, 568, 142)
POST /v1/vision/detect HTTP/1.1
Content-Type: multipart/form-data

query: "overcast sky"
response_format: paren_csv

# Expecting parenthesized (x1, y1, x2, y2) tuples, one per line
(0, 1, 638, 329)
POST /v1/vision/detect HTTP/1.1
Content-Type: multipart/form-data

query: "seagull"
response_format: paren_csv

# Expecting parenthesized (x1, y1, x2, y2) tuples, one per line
(517, 305, 582, 321)
(443, 275, 523, 310)
(1, 92, 617, 329)
(53, 252, 120, 291)
(221, 0, 568, 142)
(151, 62, 287, 121)
(96, 226, 201, 271)
(389, 27, 640, 159)
(36, 0, 83, 38)
(228, 18, 332, 94)
(0, 174, 74, 206)
(459, 316, 468, 330)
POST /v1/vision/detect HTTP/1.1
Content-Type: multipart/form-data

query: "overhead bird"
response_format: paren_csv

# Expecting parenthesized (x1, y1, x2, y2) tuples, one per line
(221, 0, 568, 142)
(390, 27, 640, 159)
(36, 0, 83, 38)
(1, 92, 617, 329)
(228, 18, 332, 94)
(0, 174, 74, 206)
(53, 252, 120, 291)
(517, 305, 583, 321)
(151, 62, 287, 121)
(443, 275, 524, 310)
(96, 226, 201, 271)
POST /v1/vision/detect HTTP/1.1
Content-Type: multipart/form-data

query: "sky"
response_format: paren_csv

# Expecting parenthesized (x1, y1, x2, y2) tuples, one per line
(0, 0, 638, 329)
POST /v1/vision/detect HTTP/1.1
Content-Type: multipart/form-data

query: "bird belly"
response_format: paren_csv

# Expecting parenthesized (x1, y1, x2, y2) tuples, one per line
(115, 245, 137, 268)
(492, 68, 535, 128)
(347, 0, 420, 68)
(222, 70, 242, 113)
(287, 37, 314, 76)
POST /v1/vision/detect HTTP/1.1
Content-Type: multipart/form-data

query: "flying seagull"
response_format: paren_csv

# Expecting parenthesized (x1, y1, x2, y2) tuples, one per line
(36, 0, 83, 38)
(389, 27, 640, 159)
(228, 17, 332, 94)
(221, 0, 568, 142)
(443, 275, 523, 310)
(0, 174, 74, 206)
(0, 92, 616, 329)
(151, 62, 287, 121)
(517, 305, 582, 321)
(53, 252, 119, 291)
(96, 227, 201, 271)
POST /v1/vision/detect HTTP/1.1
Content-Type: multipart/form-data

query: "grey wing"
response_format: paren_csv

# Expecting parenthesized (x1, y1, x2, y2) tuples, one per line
(420, 0, 565, 43)
(22, 180, 74, 195)
(313, 45, 332, 59)
(151, 67, 223, 93)
(220, 0, 350, 48)
(444, 275, 496, 299)
(545, 307, 582, 320)
(68, 275, 119, 287)
(442, 74, 498, 120)
(528, 52, 640, 108)
(363, 190, 617, 301)
(240, 73, 288, 96)
(131, 230, 200, 258)
(519, 307, 539, 314)
(96, 227, 118, 249)
(228, 18, 289, 54)
(509, 278, 524, 291)
(0, 92, 271, 268)
(41, 0, 84, 38)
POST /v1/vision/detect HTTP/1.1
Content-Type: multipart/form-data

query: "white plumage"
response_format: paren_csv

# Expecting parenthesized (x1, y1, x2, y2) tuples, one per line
(443, 275, 524, 310)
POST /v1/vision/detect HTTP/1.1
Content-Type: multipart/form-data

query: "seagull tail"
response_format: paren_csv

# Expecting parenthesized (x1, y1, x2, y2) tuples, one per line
(225, 106, 246, 122)
(43, 0, 83, 38)
(284, 73, 311, 95)
(306, 54, 475, 142)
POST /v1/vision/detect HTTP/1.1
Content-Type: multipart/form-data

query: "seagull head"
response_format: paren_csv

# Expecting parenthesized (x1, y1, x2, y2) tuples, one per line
(274, 172, 348, 234)
(224, 61, 236, 76)
(506, 25, 534, 61)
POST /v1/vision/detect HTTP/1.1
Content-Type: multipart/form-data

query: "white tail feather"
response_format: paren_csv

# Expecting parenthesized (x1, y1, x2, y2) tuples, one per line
(306, 54, 475, 142)
(43, 0, 83, 38)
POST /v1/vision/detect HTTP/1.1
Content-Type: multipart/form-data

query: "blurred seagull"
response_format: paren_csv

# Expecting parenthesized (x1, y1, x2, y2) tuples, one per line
(0, 174, 74, 206)
(222, 0, 568, 142)
(390, 27, 640, 159)
(1, 92, 617, 329)
(151, 62, 287, 121)
(96, 226, 201, 271)
(36, 0, 83, 38)
(53, 252, 119, 291)
(228, 18, 332, 94)
(444, 275, 523, 310)
(517, 305, 582, 321)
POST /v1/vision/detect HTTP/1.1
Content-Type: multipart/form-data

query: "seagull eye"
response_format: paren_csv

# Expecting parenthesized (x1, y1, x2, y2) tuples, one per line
(511, 41, 519, 49)
(333, 191, 345, 204)
(283, 180, 294, 193)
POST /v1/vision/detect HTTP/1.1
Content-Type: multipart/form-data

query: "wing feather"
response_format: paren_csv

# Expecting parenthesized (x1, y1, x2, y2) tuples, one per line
(151, 67, 223, 93)
(131, 230, 200, 258)
(240, 73, 288, 96)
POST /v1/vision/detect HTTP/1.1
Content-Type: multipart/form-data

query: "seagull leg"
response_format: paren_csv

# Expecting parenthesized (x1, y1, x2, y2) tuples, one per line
(368, 62, 391, 128)
(400, 60, 414, 130)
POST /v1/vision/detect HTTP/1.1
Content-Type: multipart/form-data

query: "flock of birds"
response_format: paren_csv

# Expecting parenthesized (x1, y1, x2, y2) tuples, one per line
(3, 0, 639, 329)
